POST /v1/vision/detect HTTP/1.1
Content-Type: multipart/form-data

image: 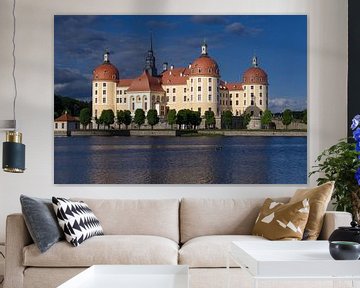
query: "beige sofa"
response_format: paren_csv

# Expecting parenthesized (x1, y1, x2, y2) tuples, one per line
(4, 198, 352, 288)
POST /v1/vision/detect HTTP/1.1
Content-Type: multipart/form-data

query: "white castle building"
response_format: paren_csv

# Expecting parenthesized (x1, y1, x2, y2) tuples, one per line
(91, 41, 269, 124)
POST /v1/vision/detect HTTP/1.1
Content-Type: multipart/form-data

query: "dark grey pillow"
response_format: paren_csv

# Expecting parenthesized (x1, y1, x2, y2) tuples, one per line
(20, 195, 64, 253)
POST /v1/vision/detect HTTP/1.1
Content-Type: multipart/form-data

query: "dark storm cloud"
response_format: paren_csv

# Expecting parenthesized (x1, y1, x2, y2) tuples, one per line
(54, 68, 92, 99)
(225, 22, 263, 36)
(191, 15, 227, 25)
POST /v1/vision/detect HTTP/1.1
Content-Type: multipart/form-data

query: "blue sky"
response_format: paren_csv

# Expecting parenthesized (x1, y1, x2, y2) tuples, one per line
(54, 15, 307, 113)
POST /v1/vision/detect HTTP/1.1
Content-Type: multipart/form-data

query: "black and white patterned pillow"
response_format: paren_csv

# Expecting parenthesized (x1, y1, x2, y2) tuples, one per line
(52, 197, 104, 247)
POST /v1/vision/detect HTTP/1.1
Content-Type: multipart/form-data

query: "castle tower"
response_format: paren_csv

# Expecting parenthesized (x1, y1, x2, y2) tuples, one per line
(144, 34, 158, 76)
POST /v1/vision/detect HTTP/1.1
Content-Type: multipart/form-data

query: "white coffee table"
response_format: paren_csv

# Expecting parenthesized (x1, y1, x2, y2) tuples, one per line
(58, 265, 189, 288)
(228, 241, 360, 288)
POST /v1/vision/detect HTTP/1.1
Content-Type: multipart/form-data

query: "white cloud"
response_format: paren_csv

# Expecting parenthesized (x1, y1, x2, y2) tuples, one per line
(269, 97, 307, 113)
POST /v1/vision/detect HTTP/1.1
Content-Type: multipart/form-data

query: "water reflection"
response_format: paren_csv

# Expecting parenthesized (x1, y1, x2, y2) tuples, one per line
(54, 136, 307, 184)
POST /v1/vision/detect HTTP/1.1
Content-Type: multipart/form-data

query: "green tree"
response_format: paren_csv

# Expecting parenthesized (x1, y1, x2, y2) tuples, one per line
(79, 108, 91, 130)
(176, 109, 187, 130)
(123, 110, 132, 130)
(134, 108, 145, 129)
(95, 117, 102, 130)
(204, 110, 215, 129)
(282, 109, 293, 129)
(100, 109, 115, 129)
(117, 110, 125, 129)
(222, 110, 233, 129)
(190, 111, 202, 129)
(261, 109, 272, 129)
(302, 109, 307, 124)
(243, 113, 251, 129)
(147, 109, 160, 130)
(167, 109, 177, 129)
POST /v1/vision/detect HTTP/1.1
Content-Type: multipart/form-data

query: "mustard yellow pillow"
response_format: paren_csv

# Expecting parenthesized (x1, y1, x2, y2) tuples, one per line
(252, 198, 310, 240)
(289, 181, 334, 240)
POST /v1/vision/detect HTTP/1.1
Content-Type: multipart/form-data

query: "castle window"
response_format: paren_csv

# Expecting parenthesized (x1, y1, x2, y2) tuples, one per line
(103, 83, 106, 87)
(191, 78, 193, 83)
(55, 123, 58, 129)
(209, 78, 212, 82)
(95, 110, 97, 117)
(95, 98, 97, 104)
(198, 86, 201, 92)
(236, 93, 239, 98)
(260, 86, 263, 90)
(161, 96, 165, 102)
(132, 103, 135, 110)
(260, 100, 263, 105)
(62, 123, 65, 129)
(251, 100, 254, 105)
(260, 93, 262, 97)
(145, 102, 148, 111)
(260, 111, 263, 116)
(102, 98, 106, 103)
(208, 95, 212, 101)
(191, 87, 193, 92)
(166, 96, 169, 102)
(95, 90, 98, 95)
(184, 88, 186, 92)
(173, 88, 176, 93)
(230, 95, 232, 99)
(198, 95, 201, 101)
(124, 98, 126, 104)
(166, 88, 169, 93)
(116, 98, 119, 104)
(120, 90, 123, 95)
(244, 100, 246, 105)
(251, 86, 254, 89)
(236, 111, 239, 116)
(236, 100, 239, 105)
(198, 69, 201, 73)
(157, 96, 160, 102)
(173, 96, 176, 102)
(117, 90, 120, 95)
(102, 90, 106, 95)
(198, 78, 201, 82)
(191, 95, 193, 101)
(184, 96, 186, 102)
(230, 101, 232, 105)
(244, 93, 246, 97)
(209, 86, 212, 92)
(251, 93, 254, 97)
(95, 83, 98, 87)
(144, 97, 147, 101)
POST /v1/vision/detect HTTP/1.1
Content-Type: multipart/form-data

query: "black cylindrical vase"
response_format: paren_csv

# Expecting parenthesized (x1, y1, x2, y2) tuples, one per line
(2, 131, 25, 173)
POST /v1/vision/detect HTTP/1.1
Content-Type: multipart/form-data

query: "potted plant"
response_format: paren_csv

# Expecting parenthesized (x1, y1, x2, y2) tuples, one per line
(310, 115, 360, 222)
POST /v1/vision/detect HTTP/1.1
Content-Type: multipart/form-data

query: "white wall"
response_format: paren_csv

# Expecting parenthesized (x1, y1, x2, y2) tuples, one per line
(0, 0, 348, 242)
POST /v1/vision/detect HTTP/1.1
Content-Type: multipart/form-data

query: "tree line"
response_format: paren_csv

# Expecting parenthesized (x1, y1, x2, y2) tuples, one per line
(77, 107, 307, 130)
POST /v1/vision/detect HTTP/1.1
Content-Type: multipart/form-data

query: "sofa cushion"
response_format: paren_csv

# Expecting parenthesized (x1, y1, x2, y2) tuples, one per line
(290, 181, 334, 240)
(52, 197, 104, 247)
(180, 198, 289, 243)
(72, 199, 179, 243)
(252, 198, 310, 240)
(20, 195, 64, 253)
(23, 235, 179, 267)
(179, 235, 267, 268)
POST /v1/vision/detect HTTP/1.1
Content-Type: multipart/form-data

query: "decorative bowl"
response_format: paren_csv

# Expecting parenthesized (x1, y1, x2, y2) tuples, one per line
(329, 241, 360, 260)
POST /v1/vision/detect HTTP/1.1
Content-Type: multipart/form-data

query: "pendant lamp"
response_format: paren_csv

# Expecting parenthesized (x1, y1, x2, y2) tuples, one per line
(1, 0, 25, 173)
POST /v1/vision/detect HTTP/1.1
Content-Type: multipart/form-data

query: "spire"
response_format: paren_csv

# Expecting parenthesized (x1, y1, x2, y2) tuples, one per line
(103, 49, 110, 63)
(252, 54, 258, 67)
(150, 33, 153, 51)
(201, 39, 208, 56)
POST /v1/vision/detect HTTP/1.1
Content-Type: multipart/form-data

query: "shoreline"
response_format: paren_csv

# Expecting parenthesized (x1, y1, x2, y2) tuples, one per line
(55, 129, 307, 137)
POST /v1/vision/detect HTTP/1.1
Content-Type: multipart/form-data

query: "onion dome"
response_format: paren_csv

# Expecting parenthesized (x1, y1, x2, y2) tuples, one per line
(93, 51, 119, 81)
(242, 56, 268, 85)
(189, 42, 220, 77)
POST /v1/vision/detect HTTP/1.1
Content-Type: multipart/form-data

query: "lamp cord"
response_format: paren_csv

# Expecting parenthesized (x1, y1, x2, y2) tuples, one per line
(11, 0, 17, 129)
(0, 251, 4, 284)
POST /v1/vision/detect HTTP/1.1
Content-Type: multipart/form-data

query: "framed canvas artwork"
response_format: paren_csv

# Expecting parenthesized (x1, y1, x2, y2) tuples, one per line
(54, 15, 307, 184)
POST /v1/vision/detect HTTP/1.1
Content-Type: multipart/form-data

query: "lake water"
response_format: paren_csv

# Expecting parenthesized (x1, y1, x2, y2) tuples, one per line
(54, 136, 307, 184)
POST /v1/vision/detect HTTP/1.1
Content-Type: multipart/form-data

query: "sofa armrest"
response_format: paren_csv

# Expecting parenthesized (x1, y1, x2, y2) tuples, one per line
(4, 214, 33, 288)
(318, 211, 352, 240)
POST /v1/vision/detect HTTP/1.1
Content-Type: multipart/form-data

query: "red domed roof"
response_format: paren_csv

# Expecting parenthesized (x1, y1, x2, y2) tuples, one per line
(242, 67, 268, 85)
(93, 62, 119, 82)
(190, 55, 220, 77)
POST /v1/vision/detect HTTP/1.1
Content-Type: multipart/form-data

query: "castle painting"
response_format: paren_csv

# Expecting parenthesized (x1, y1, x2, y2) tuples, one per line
(54, 15, 307, 184)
